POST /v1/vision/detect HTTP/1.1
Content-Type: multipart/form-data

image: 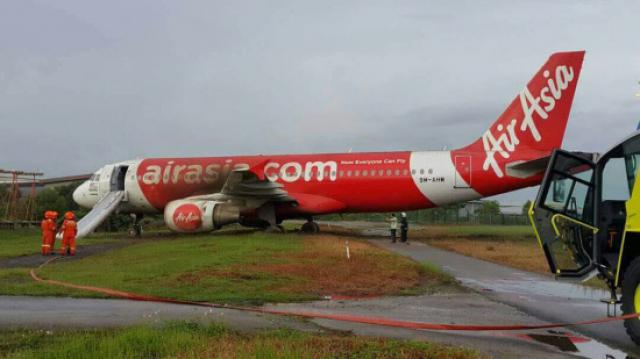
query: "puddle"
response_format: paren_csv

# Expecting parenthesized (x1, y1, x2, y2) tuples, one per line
(511, 330, 632, 358)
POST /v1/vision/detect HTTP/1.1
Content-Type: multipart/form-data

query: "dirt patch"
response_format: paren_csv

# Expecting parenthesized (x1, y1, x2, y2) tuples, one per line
(175, 236, 433, 297)
(0, 241, 137, 269)
(425, 239, 548, 274)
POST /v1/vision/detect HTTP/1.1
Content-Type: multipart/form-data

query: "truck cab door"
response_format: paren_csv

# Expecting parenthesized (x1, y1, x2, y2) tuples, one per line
(530, 150, 597, 278)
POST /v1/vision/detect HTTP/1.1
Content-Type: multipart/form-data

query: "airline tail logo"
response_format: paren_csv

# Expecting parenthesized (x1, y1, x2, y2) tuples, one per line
(482, 65, 576, 177)
(451, 51, 585, 195)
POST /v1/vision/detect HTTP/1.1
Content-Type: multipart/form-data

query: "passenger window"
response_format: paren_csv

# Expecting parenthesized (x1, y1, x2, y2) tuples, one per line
(386, 170, 391, 176)
(411, 169, 416, 175)
(347, 170, 352, 177)
(355, 170, 360, 176)
(420, 169, 424, 175)
(396, 169, 401, 176)
(402, 169, 409, 176)
(602, 158, 630, 201)
(363, 170, 368, 177)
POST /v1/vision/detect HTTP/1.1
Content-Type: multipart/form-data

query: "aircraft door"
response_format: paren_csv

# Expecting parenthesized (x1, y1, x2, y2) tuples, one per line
(454, 155, 472, 188)
(530, 150, 597, 278)
(98, 165, 114, 199)
(98, 165, 129, 198)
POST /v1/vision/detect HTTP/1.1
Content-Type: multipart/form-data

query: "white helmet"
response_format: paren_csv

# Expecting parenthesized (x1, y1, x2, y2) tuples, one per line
(401, 212, 407, 217)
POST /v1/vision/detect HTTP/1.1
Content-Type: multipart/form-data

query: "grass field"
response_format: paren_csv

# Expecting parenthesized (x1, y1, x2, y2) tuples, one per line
(411, 225, 548, 274)
(0, 231, 455, 304)
(0, 321, 481, 359)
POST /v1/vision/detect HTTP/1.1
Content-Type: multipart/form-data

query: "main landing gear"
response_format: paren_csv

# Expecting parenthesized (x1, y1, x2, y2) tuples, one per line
(128, 213, 143, 238)
(300, 218, 320, 234)
(257, 204, 286, 233)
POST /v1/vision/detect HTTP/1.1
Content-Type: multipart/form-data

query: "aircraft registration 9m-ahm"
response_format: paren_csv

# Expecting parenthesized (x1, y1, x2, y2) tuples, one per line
(72, 51, 585, 235)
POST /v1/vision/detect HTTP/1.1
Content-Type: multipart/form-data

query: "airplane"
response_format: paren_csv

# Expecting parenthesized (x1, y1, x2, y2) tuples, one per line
(72, 51, 585, 236)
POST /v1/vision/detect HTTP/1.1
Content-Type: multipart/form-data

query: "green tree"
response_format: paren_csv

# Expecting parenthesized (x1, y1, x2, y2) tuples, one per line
(522, 200, 532, 215)
(35, 188, 67, 218)
(476, 200, 501, 217)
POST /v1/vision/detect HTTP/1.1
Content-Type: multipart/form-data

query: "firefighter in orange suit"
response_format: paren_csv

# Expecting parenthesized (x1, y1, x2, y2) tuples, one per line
(60, 211, 78, 256)
(40, 211, 57, 255)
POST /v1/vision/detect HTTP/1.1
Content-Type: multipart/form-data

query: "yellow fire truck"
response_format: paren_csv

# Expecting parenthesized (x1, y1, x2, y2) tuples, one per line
(530, 132, 640, 344)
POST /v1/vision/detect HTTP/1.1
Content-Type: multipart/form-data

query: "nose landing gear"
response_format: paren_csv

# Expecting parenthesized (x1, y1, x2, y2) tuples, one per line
(128, 213, 143, 238)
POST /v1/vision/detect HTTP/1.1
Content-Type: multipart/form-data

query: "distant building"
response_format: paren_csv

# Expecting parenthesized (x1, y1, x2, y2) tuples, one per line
(458, 201, 483, 217)
(458, 200, 524, 217)
(500, 204, 524, 215)
(1, 174, 91, 196)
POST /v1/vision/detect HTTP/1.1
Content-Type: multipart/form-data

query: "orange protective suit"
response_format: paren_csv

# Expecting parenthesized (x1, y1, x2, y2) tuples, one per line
(59, 215, 78, 256)
(40, 212, 56, 255)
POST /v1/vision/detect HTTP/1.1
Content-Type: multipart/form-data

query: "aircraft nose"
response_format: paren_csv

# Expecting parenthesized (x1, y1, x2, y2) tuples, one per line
(73, 181, 93, 208)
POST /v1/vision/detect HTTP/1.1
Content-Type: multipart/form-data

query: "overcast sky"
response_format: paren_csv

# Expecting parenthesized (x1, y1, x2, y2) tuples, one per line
(1, 0, 638, 204)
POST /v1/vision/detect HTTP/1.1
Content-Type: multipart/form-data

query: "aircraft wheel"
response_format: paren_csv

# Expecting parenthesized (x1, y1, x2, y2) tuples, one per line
(128, 224, 143, 238)
(301, 221, 319, 234)
(622, 257, 640, 345)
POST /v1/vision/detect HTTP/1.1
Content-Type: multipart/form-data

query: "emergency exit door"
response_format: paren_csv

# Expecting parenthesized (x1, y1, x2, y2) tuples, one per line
(454, 155, 472, 188)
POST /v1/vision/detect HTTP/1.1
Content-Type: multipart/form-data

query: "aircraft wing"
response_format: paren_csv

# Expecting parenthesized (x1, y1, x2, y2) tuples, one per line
(182, 161, 347, 216)
(184, 160, 295, 208)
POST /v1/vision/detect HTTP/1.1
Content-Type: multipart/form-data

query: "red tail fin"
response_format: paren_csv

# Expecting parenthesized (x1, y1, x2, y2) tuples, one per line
(457, 51, 585, 178)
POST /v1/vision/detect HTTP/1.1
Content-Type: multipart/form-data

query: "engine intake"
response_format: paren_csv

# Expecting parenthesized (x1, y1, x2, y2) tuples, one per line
(164, 200, 240, 233)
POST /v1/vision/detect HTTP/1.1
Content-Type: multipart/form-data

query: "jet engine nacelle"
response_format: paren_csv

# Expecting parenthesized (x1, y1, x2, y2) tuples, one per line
(164, 199, 240, 233)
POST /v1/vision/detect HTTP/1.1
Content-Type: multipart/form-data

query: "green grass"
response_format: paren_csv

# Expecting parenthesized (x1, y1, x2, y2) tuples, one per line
(2, 232, 306, 303)
(0, 229, 120, 259)
(0, 321, 482, 359)
(0, 231, 443, 304)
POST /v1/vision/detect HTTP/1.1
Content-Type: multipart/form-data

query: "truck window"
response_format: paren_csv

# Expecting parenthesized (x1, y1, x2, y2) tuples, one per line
(625, 152, 640, 194)
(602, 157, 630, 201)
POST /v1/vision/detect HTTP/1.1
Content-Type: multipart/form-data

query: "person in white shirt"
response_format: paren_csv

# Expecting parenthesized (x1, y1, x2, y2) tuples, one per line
(387, 213, 398, 243)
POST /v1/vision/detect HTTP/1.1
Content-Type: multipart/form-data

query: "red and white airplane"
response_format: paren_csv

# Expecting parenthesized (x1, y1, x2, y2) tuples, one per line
(73, 51, 585, 234)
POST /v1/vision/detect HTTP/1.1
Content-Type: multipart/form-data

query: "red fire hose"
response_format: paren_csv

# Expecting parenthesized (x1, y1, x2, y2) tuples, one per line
(30, 257, 639, 332)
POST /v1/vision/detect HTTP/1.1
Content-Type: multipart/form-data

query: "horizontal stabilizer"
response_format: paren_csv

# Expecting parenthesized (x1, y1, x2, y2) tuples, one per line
(505, 151, 599, 179)
(505, 156, 551, 179)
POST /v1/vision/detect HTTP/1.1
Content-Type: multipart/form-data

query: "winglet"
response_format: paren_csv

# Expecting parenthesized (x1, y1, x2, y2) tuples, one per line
(246, 158, 271, 181)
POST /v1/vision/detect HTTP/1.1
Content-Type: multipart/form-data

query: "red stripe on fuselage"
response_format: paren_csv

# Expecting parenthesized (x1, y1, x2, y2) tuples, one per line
(136, 152, 434, 215)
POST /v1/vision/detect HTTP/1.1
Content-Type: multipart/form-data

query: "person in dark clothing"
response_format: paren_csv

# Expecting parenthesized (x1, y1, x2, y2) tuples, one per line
(400, 212, 409, 244)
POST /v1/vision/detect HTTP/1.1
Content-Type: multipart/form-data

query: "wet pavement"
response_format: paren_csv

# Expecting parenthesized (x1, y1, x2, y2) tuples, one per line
(327, 221, 639, 358)
(0, 241, 135, 268)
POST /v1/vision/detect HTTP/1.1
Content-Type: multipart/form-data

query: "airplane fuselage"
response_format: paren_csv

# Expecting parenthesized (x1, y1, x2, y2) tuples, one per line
(73, 149, 542, 217)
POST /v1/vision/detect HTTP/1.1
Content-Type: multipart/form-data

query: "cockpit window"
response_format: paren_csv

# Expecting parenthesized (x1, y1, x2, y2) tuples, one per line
(91, 174, 100, 181)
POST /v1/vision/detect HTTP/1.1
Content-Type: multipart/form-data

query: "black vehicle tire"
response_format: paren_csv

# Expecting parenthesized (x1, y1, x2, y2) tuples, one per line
(301, 221, 319, 234)
(622, 257, 640, 345)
